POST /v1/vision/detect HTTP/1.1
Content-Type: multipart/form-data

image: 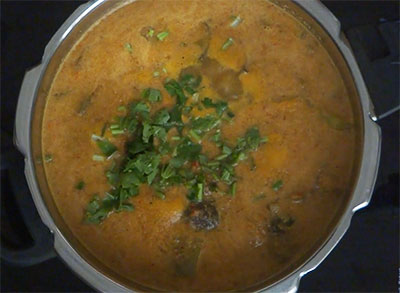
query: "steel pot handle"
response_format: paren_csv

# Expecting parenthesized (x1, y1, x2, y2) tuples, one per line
(0, 150, 56, 266)
(14, 65, 43, 156)
(1, 65, 57, 267)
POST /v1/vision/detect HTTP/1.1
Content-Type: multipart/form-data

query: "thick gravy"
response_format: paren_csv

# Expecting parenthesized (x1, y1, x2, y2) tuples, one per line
(42, 0, 358, 291)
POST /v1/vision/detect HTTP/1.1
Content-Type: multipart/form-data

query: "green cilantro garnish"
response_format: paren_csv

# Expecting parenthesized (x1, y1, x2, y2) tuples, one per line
(124, 42, 133, 53)
(156, 31, 169, 41)
(164, 79, 187, 106)
(96, 138, 117, 157)
(92, 155, 105, 162)
(141, 88, 162, 103)
(222, 37, 234, 50)
(75, 180, 85, 190)
(147, 28, 155, 38)
(230, 15, 242, 27)
(202, 98, 228, 116)
(84, 71, 268, 223)
(44, 154, 53, 163)
(272, 179, 283, 191)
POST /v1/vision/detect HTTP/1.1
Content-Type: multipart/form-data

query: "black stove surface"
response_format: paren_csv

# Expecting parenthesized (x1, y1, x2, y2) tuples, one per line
(1, 1, 399, 292)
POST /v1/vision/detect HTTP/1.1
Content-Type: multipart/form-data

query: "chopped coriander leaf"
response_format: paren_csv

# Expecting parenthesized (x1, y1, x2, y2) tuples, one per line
(127, 139, 150, 156)
(147, 28, 155, 37)
(121, 172, 141, 188)
(169, 105, 184, 129)
(153, 108, 170, 125)
(106, 169, 119, 186)
(202, 98, 229, 116)
(101, 123, 108, 136)
(124, 42, 133, 53)
(153, 71, 160, 77)
(83, 71, 269, 224)
(164, 79, 187, 106)
(230, 182, 237, 196)
(155, 191, 166, 200)
(75, 180, 85, 190)
(202, 97, 215, 108)
(244, 127, 266, 150)
(44, 154, 53, 163)
(111, 129, 124, 136)
(179, 73, 202, 94)
(222, 145, 232, 155)
(133, 153, 160, 173)
(215, 153, 229, 161)
(179, 74, 202, 88)
(210, 130, 221, 144)
(191, 115, 220, 136)
(131, 101, 150, 119)
(175, 138, 202, 162)
(85, 195, 104, 223)
(196, 183, 204, 202)
(92, 154, 105, 162)
(85, 193, 134, 224)
(230, 15, 242, 27)
(143, 123, 167, 143)
(188, 182, 204, 202)
(153, 126, 167, 142)
(189, 129, 202, 143)
(114, 115, 138, 134)
(272, 179, 283, 191)
(96, 139, 117, 157)
(161, 164, 176, 179)
(117, 105, 126, 112)
(221, 168, 233, 183)
(119, 202, 134, 211)
(141, 88, 162, 103)
(169, 157, 185, 168)
(207, 161, 220, 167)
(156, 31, 169, 41)
(142, 122, 153, 143)
(91, 134, 103, 141)
(222, 37, 234, 50)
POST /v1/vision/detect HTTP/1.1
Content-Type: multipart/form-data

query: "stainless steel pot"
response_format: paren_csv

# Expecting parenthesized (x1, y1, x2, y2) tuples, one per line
(15, 0, 381, 291)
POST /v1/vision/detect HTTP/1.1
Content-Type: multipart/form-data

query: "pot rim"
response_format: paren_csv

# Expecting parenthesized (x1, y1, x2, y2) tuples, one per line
(14, 0, 381, 292)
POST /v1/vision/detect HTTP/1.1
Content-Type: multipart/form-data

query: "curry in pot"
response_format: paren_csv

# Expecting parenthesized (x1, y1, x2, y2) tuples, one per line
(42, 0, 358, 290)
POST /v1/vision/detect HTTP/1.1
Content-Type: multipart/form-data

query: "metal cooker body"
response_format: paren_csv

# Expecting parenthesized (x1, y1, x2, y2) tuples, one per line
(14, 0, 381, 292)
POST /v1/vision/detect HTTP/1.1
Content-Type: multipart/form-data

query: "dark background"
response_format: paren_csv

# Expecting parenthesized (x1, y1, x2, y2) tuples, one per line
(1, 1, 399, 292)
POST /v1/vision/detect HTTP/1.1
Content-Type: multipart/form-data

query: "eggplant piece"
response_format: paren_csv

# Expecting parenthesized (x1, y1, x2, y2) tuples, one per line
(268, 215, 295, 234)
(267, 203, 295, 234)
(184, 201, 219, 231)
(201, 57, 243, 100)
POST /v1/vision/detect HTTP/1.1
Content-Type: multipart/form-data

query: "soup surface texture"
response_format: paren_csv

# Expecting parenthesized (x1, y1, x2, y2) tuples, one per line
(42, 0, 358, 291)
